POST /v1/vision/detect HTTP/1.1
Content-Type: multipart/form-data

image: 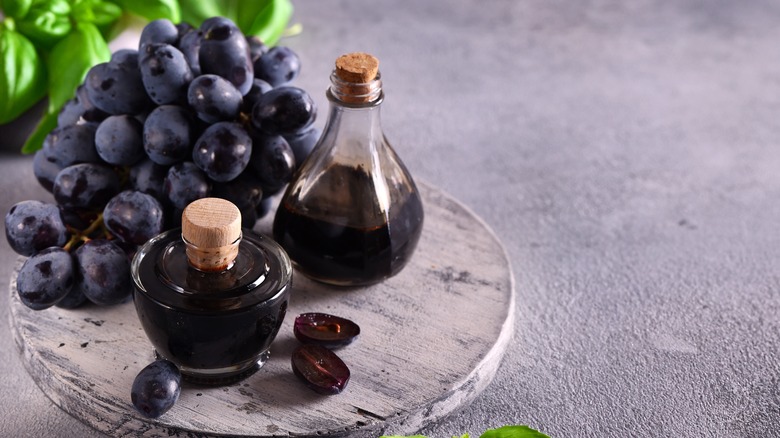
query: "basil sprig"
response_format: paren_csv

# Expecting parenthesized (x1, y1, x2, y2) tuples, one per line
(382, 425, 551, 438)
(0, 0, 294, 153)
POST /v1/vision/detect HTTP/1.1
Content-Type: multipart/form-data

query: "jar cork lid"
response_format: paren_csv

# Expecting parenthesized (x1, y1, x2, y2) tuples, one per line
(182, 198, 241, 271)
(335, 52, 379, 83)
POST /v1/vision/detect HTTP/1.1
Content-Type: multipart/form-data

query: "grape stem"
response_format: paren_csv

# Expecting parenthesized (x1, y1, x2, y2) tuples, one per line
(63, 213, 110, 252)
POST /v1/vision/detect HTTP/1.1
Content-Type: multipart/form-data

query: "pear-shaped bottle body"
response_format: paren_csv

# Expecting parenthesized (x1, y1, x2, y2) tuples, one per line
(273, 70, 423, 286)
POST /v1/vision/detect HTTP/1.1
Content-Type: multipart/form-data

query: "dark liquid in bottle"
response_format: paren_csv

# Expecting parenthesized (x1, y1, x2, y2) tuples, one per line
(273, 166, 424, 286)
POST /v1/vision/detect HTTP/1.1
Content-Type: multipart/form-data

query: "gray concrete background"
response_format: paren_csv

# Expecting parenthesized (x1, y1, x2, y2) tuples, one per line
(2, 0, 780, 436)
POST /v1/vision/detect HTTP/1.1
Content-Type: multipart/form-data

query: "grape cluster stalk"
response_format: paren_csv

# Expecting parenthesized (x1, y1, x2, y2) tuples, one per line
(6, 17, 321, 312)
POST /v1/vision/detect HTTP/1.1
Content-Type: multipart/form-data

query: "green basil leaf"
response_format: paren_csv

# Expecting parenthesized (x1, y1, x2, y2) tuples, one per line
(14, 0, 71, 48)
(36, 0, 70, 15)
(2, 0, 34, 18)
(46, 21, 109, 113)
(0, 25, 47, 124)
(479, 426, 550, 438)
(20, 105, 57, 153)
(87, 1, 122, 25)
(245, 0, 293, 46)
(112, 0, 180, 23)
(16, 12, 71, 47)
(235, 0, 270, 35)
(177, 0, 226, 27)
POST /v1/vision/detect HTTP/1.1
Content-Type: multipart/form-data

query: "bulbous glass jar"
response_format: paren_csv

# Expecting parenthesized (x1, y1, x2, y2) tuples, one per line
(132, 198, 292, 385)
(273, 53, 424, 286)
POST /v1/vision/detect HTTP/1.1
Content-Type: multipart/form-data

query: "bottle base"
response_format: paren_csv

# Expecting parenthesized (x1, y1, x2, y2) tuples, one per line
(154, 349, 271, 386)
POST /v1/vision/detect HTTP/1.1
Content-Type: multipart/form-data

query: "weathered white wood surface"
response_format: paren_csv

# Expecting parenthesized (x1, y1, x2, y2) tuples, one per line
(9, 183, 515, 437)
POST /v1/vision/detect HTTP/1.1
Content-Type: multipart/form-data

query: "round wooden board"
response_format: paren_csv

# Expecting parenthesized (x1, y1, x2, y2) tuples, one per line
(9, 183, 515, 437)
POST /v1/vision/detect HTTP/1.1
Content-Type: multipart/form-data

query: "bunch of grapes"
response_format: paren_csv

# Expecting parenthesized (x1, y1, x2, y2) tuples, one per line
(6, 17, 321, 311)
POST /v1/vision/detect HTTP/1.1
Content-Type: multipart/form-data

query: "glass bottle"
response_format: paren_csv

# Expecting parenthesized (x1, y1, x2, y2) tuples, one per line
(273, 52, 424, 286)
(132, 198, 292, 385)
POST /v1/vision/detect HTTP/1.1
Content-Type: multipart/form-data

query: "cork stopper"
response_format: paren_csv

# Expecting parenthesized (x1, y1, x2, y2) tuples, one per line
(335, 52, 379, 83)
(182, 198, 241, 272)
(331, 52, 382, 104)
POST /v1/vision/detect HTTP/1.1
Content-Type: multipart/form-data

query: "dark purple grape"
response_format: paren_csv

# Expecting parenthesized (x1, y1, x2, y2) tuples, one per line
(246, 36, 268, 62)
(187, 74, 242, 123)
(140, 43, 194, 105)
(241, 78, 273, 114)
(294, 313, 360, 348)
(249, 133, 295, 193)
(110, 48, 138, 64)
(253, 46, 300, 87)
(251, 86, 316, 136)
(53, 163, 120, 209)
(192, 122, 251, 182)
(57, 206, 94, 230)
(284, 127, 321, 168)
(129, 158, 169, 199)
(103, 191, 164, 245)
(164, 162, 210, 209)
(198, 17, 253, 95)
(5, 201, 69, 256)
(143, 105, 193, 166)
(95, 115, 145, 166)
(84, 59, 152, 115)
(131, 360, 181, 419)
(212, 171, 263, 209)
(138, 19, 178, 51)
(291, 344, 350, 395)
(176, 28, 202, 76)
(176, 22, 194, 38)
(73, 239, 132, 306)
(75, 84, 110, 123)
(55, 286, 88, 309)
(33, 150, 62, 192)
(43, 124, 100, 168)
(16, 247, 74, 310)
(57, 98, 84, 126)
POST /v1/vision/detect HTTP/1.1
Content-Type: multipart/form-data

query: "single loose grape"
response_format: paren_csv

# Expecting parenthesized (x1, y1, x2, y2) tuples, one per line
(131, 360, 181, 419)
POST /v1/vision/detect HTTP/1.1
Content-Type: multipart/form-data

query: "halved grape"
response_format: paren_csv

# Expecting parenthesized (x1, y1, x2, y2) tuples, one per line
(294, 313, 360, 347)
(291, 344, 350, 395)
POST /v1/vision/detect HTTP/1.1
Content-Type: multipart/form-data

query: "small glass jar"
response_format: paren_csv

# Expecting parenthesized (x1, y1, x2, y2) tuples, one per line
(273, 52, 424, 286)
(132, 198, 292, 385)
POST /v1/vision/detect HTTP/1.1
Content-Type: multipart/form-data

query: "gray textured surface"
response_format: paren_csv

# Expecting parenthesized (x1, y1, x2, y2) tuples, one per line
(2, 0, 780, 436)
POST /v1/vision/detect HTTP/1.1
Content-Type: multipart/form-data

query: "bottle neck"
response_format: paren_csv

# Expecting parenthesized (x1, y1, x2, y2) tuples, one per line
(328, 71, 383, 106)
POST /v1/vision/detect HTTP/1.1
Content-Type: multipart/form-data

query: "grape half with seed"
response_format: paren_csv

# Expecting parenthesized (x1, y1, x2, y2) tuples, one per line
(294, 313, 361, 348)
(291, 344, 350, 395)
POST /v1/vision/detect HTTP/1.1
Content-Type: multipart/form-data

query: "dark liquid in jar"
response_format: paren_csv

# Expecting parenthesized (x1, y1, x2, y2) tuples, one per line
(273, 166, 424, 286)
(133, 231, 289, 385)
